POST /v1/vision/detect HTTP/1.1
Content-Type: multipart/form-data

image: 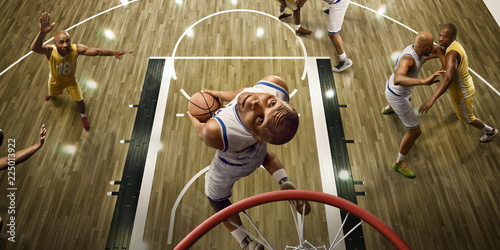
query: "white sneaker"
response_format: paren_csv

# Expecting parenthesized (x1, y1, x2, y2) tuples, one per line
(480, 128, 498, 142)
(332, 58, 353, 73)
(242, 236, 264, 250)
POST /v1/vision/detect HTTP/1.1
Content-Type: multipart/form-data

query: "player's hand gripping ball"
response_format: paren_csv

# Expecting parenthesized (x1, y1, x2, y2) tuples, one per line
(188, 92, 222, 122)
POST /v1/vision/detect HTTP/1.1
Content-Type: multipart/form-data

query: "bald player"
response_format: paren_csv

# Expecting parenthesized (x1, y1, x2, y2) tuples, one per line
(382, 32, 445, 178)
(31, 12, 132, 131)
(187, 75, 310, 250)
(419, 23, 498, 142)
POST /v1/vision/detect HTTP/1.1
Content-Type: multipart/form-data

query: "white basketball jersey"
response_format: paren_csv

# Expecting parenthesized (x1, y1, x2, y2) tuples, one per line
(212, 81, 289, 167)
(386, 45, 423, 98)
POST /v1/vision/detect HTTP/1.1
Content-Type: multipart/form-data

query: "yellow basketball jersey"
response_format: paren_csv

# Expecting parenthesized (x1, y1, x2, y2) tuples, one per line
(446, 41, 474, 99)
(49, 44, 79, 84)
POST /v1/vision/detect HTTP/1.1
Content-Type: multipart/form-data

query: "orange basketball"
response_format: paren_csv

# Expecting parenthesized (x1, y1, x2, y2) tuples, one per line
(188, 92, 222, 122)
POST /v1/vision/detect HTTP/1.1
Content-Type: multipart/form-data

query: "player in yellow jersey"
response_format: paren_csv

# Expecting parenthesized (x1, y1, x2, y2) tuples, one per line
(30, 12, 132, 131)
(276, 0, 312, 36)
(419, 23, 497, 142)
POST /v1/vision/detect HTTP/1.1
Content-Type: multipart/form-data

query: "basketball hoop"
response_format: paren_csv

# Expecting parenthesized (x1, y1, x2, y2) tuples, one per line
(175, 190, 410, 249)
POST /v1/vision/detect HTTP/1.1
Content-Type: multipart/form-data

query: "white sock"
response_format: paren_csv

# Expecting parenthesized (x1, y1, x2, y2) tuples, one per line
(279, 11, 284, 16)
(482, 125, 494, 133)
(231, 228, 248, 247)
(396, 153, 405, 163)
(80, 113, 87, 117)
(295, 24, 301, 30)
(384, 104, 392, 110)
(272, 169, 288, 184)
(339, 52, 347, 61)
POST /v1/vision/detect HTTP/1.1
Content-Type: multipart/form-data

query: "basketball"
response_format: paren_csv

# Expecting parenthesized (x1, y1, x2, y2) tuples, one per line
(188, 92, 222, 122)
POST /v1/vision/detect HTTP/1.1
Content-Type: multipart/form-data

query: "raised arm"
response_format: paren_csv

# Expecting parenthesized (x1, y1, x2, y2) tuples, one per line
(187, 111, 223, 150)
(76, 44, 133, 60)
(394, 56, 444, 87)
(0, 125, 47, 171)
(419, 51, 459, 114)
(31, 12, 55, 59)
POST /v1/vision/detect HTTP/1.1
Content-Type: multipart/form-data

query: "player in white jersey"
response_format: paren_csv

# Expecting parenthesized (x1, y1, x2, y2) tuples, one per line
(187, 75, 309, 249)
(382, 32, 444, 178)
(323, 0, 353, 73)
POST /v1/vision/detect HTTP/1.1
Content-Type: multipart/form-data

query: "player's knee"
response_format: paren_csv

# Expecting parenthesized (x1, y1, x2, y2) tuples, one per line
(410, 126, 421, 137)
(208, 197, 232, 213)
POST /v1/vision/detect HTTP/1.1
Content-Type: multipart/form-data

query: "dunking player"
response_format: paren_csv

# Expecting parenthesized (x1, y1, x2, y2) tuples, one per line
(187, 75, 310, 249)
(382, 32, 444, 178)
(31, 12, 132, 131)
(419, 23, 498, 142)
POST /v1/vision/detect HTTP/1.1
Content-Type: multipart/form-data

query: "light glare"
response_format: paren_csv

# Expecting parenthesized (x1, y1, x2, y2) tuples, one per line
(104, 29, 115, 39)
(62, 144, 76, 154)
(86, 79, 98, 89)
(256, 27, 264, 37)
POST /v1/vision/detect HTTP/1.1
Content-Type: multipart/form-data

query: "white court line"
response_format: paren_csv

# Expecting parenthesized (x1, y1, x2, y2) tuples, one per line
(129, 58, 174, 250)
(170, 9, 308, 81)
(1, 2, 496, 96)
(306, 57, 345, 249)
(0, 0, 139, 77)
(166, 166, 210, 244)
(180, 88, 191, 100)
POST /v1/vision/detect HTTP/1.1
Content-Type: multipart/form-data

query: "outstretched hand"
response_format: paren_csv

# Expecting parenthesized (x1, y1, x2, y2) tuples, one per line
(36, 124, 47, 149)
(419, 99, 434, 114)
(113, 51, 133, 60)
(39, 12, 55, 34)
(425, 69, 445, 85)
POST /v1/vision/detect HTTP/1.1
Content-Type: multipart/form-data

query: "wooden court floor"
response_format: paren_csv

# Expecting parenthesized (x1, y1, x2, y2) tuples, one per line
(0, 0, 499, 249)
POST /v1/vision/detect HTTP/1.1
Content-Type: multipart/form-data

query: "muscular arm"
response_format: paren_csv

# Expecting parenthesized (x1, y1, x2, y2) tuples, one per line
(202, 88, 245, 103)
(394, 56, 444, 87)
(0, 125, 46, 171)
(419, 51, 459, 114)
(187, 112, 223, 150)
(77, 44, 133, 60)
(262, 150, 284, 175)
(31, 12, 54, 59)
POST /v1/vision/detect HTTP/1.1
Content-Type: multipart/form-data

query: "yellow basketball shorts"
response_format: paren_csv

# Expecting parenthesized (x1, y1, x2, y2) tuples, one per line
(275, 0, 298, 11)
(48, 77, 84, 102)
(452, 94, 476, 124)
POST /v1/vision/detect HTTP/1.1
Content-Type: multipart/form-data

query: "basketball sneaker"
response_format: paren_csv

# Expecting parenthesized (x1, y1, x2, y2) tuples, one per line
(242, 236, 264, 250)
(381, 105, 394, 114)
(332, 58, 353, 73)
(323, 7, 330, 15)
(480, 128, 498, 142)
(295, 27, 312, 36)
(81, 116, 90, 131)
(45, 93, 51, 101)
(392, 161, 415, 178)
(280, 180, 311, 215)
(279, 13, 292, 20)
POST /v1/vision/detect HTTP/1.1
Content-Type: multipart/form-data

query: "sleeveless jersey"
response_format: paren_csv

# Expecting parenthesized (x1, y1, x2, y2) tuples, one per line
(446, 41, 474, 99)
(49, 44, 79, 84)
(212, 81, 290, 167)
(386, 45, 423, 98)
